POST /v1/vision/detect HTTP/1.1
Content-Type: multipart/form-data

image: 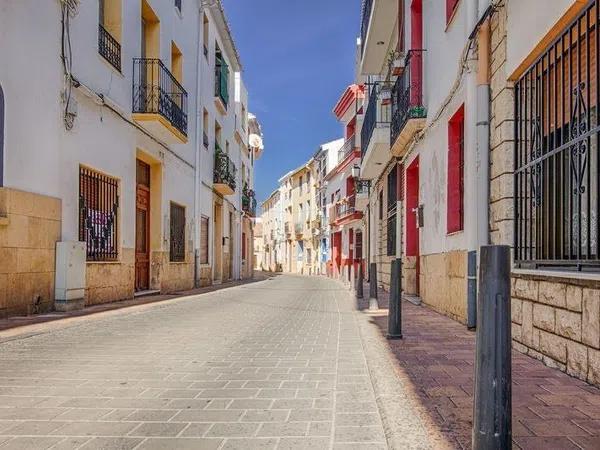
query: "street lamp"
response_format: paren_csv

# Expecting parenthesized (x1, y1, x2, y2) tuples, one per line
(351, 164, 360, 179)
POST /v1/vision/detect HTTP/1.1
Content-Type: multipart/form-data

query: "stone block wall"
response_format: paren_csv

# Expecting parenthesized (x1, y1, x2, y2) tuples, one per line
(86, 249, 135, 306)
(511, 274, 600, 386)
(0, 188, 61, 317)
(420, 251, 468, 323)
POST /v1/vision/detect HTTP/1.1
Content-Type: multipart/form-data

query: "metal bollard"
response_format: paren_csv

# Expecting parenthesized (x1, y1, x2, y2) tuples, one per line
(369, 263, 379, 310)
(467, 250, 477, 329)
(472, 245, 511, 450)
(387, 258, 402, 339)
(356, 263, 364, 299)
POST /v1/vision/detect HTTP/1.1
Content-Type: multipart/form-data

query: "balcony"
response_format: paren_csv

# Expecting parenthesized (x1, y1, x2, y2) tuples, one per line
(132, 58, 188, 144)
(214, 56, 229, 114)
(294, 222, 305, 237)
(213, 145, 236, 196)
(330, 195, 363, 227)
(98, 24, 121, 71)
(355, 179, 371, 210)
(242, 183, 257, 217)
(359, 0, 398, 75)
(391, 50, 427, 158)
(360, 83, 391, 180)
(338, 134, 360, 165)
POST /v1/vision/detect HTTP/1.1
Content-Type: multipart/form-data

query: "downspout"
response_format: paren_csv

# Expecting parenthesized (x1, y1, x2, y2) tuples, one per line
(193, 0, 205, 288)
(476, 18, 491, 248)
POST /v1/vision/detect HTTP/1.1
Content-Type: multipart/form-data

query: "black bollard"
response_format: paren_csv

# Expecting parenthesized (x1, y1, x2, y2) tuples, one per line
(387, 258, 402, 339)
(369, 263, 378, 310)
(356, 263, 364, 299)
(472, 245, 511, 450)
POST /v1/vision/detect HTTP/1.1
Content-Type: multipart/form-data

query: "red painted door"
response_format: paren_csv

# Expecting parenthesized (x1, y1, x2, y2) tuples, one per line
(406, 157, 420, 295)
(333, 232, 342, 277)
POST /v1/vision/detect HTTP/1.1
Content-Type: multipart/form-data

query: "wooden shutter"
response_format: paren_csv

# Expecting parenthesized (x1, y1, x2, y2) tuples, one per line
(447, 105, 464, 234)
(446, 0, 459, 24)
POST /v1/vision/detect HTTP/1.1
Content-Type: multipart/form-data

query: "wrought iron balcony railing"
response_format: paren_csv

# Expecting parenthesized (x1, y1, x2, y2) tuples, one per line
(98, 24, 121, 71)
(214, 145, 236, 191)
(361, 82, 392, 160)
(390, 50, 427, 146)
(242, 183, 257, 217)
(338, 134, 357, 163)
(132, 58, 188, 137)
(335, 195, 357, 219)
(360, 0, 374, 56)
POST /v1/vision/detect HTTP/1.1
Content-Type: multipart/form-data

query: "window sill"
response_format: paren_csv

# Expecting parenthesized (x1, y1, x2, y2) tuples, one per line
(512, 268, 600, 282)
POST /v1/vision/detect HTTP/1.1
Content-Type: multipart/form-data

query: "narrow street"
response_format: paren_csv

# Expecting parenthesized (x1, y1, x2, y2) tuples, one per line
(0, 275, 435, 450)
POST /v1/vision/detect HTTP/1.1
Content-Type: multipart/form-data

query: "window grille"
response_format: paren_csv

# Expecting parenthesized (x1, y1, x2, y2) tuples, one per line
(514, 0, 600, 270)
(200, 216, 209, 264)
(170, 203, 186, 262)
(79, 167, 119, 261)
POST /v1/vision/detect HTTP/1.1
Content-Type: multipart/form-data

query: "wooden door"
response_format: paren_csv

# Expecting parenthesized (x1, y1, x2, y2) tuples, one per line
(135, 160, 151, 291)
(135, 185, 150, 291)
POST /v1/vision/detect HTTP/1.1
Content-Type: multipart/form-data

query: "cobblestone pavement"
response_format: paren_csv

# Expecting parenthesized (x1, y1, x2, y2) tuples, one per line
(366, 285, 600, 450)
(0, 275, 435, 450)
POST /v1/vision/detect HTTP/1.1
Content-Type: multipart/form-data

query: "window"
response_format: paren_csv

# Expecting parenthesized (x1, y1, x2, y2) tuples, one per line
(98, 0, 122, 71)
(447, 104, 464, 234)
(170, 202, 186, 262)
(171, 41, 183, 83)
(446, 0, 459, 24)
(514, 0, 600, 270)
(356, 231, 363, 259)
(175, 0, 182, 13)
(200, 216, 209, 264)
(79, 167, 119, 261)
(378, 190, 383, 221)
(203, 109, 209, 149)
(387, 165, 398, 256)
(203, 14, 209, 57)
(242, 232, 247, 261)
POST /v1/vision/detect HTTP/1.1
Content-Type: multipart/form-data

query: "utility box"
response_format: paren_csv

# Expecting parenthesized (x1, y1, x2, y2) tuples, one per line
(55, 241, 86, 312)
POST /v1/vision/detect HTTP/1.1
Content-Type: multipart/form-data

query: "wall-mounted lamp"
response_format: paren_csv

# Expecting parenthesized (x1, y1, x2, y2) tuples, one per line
(351, 164, 360, 179)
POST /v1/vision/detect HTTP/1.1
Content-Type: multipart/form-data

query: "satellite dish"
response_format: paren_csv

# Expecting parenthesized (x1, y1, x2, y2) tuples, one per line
(249, 133, 264, 150)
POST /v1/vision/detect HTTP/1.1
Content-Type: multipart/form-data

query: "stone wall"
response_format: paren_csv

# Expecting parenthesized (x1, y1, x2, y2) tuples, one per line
(420, 251, 468, 323)
(0, 188, 61, 318)
(86, 249, 134, 306)
(511, 274, 600, 385)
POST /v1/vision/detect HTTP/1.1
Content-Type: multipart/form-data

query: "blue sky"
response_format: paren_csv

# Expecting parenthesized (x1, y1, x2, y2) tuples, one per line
(222, 0, 362, 204)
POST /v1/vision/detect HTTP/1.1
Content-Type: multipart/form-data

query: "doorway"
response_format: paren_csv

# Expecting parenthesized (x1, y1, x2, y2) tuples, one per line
(135, 160, 151, 291)
(406, 157, 420, 295)
(213, 201, 223, 283)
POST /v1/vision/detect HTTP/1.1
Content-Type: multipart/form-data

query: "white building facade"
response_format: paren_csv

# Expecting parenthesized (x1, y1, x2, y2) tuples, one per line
(0, 0, 261, 317)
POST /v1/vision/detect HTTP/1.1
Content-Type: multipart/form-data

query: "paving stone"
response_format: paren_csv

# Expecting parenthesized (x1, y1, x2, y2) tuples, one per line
(1, 421, 65, 436)
(51, 421, 140, 437)
(205, 422, 260, 437)
(241, 409, 289, 422)
(334, 425, 387, 443)
(278, 437, 331, 449)
(221, 437, 278, 449)
(79, 437, 144, 449)
(0, 436, 63, 449)
(124, 410, 177, 422)
(136, 438, 223, 450)
(129, 422, 187, 437)
(257, 421, 309, 437)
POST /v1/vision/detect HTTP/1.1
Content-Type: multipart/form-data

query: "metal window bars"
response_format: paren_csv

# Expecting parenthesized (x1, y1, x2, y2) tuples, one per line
(170, 203, 186, 262)
(514, 0, 600, 270)
(98, 24, 121, 71)
(79, 167, 119, 261)
(132, 58, 188, 137)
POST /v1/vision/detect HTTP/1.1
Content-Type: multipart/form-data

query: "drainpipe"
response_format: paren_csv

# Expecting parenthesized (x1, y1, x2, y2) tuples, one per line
(476, 17, 491, 249)
(193, 1, 205, 288)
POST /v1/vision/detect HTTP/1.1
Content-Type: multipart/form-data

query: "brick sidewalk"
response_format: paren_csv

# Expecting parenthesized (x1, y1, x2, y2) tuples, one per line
(359, 282, 600, 450)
